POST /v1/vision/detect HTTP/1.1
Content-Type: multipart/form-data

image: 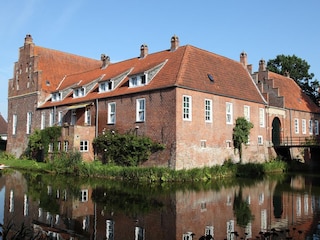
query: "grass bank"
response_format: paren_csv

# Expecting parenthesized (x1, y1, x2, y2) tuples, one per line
(0, 152, 287, 182)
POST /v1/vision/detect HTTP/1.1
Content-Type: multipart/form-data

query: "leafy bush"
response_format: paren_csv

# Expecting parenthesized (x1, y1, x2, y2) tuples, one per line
(93, 130, 165, 166)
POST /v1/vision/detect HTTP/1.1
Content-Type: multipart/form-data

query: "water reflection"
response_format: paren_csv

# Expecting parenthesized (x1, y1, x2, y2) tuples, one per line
(1, 170, 320, 239)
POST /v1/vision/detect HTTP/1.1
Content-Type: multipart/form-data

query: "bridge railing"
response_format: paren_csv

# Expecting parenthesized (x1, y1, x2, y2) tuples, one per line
(280, 136, 320, 146)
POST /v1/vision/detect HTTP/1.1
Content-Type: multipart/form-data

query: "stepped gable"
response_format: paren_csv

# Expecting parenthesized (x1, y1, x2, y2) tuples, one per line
(268, 71, 320, 113)
(34, 46, 101, 92)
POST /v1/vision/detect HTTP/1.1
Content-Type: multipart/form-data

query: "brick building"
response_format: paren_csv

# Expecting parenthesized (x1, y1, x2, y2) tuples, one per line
(7, 35, 320, 169)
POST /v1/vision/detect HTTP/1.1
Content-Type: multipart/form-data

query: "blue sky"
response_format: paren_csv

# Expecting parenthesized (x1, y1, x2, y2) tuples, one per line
(0, 0, 319, 120)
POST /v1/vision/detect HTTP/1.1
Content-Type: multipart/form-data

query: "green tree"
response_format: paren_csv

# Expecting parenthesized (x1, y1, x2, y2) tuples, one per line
(233, 117, 253, 163)
(267, 54, 319, 103)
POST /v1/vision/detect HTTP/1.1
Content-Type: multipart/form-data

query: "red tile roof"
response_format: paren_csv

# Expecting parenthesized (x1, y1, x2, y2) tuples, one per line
(40, 44, 267, 108)
(268, 72, 320, 113)
(34, 46, 101, 92)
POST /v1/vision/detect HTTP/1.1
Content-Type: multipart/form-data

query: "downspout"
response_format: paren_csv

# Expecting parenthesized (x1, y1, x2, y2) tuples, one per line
(95, 98, 99, 137)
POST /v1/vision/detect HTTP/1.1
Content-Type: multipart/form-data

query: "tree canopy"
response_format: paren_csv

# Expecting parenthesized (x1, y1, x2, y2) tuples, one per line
(233, 117, 253, 163)
(267, 54, 319, 104)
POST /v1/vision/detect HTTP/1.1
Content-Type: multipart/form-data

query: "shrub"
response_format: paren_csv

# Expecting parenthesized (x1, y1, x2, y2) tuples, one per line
(93, 130, 165, 166)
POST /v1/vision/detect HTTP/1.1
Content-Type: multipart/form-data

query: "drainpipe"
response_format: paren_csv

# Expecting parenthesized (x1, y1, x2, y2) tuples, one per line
(95, 98, 99, 138)
(289, 109, 292, 145)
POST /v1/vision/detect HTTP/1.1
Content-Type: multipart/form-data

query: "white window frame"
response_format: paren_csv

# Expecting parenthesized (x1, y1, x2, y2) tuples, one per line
(183, 95, 192, 121)
(315, 120, 319, 135)
(258, 135, 263, 145)
(12, 114, 17, 135)
(99, 81, 114, 92)
(302, 119, 306, 134)
(108, 102, 116, 124)
(80, 189, 88, 202)
(58, 111, 63, 126)
(48, 143, 53, 153)
(71, 109, 76, 125)
(73, 87, 85, 98)
(80, 140, 89, 152)
(259, 108, 265, 127)
(205, 99, 212, 122)
(64, 141, 69, 152)
(226, 102, 233, 124)
(85, 108, 91, 126)
(294, 118, 299, 134)
(52, 92, 61, 102)
(309, 120, 313, 134)
(49, 110, 54, 127)
(26, 112, 32, 134)
(244, 105, 250, 121)
(136, 98, 145, 122)
(129, 74, 147, 87)
(41, 112, 46, 130)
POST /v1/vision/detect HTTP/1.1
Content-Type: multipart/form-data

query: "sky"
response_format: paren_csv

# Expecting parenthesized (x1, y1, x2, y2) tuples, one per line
(0, 0, 319, 120)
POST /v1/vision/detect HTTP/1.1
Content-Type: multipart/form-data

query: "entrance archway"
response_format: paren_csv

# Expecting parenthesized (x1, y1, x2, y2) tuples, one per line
(272, 117, 281, 146)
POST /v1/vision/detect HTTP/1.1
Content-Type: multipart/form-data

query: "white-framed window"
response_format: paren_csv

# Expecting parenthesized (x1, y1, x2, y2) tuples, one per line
(302, 119, 306, 134)
(135, 226, 145, 240)
(99, 81, 114, 92)
(64, 141, 69, 152)
(48, 143, 53, 152)
(205, 99, 212, 122)
(12, 114, 17, 135)
(106, 220, 115, 240)
(129, 74, 147, 87)
(294, 118, 299, 134)
(226, 102, 233, 124)
(85, 108, 91, 126)
(41, 112, 46, 130)
(57, 141, 61, 151)
(26, 112, 32, 134)
(52, 92, 61, 102)
(258, 135, 263, 145)
(80, 189, 88, 202)
(200, 140, 207, 148)
(80, 140, 89, 152)
(244, 105, 250, 121)
(315, 120, 319, 135)
(136, 98, 145, 122)
(73, 87, 85, 98)
(108, 102, 116, 124)
(183, 95, 192, 121)
(226, 140, 232, 148)
(71, 109, 76, 125)
(259, 108, 265, 127)
(309, 120, 313, 134)
(49, 110, 54, 127)
(58, 111, 63, 126)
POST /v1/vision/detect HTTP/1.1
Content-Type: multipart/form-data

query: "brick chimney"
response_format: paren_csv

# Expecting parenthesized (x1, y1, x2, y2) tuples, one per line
(240, 52, 248, 66)
(24, 34, 33, 45)
(100, 54, 110, 69)
(259, 59, 266, 72)
(170, 35, 179, 51)
(140, 44, 148, 58)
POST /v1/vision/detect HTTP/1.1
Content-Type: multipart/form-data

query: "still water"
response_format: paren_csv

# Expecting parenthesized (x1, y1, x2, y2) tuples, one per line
(1, 170, 320, 240)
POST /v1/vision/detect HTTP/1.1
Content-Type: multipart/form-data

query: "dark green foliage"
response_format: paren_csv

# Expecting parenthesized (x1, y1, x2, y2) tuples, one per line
(25, 126, 62, 161)
(233, 117, 253, 163)
(233, 188, 255, 227)
(50, 151, 82, 175)
(93, 130, 165, 166)
(267, 54, 319, 104)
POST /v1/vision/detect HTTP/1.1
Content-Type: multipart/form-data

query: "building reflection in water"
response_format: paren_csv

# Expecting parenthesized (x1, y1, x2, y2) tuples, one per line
(1, 171, 320, 239)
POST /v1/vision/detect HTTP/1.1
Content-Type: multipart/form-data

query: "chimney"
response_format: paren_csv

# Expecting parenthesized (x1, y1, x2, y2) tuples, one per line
(259, 59, 266, 72)
(100, 54, 110, 69)
(240, 52, 248, 66)
(170, 35, 179, 51)
(284, 70, 290, 78)
(24, 34, 33, 45)
(140, 44, 148, 58)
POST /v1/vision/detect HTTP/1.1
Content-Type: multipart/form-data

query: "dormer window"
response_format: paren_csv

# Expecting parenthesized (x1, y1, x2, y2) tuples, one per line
(74, 87, 85, 98)
(129, 74, 148, 87)
(52, 92, 61, 102)
(99, 81, 114, 93)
